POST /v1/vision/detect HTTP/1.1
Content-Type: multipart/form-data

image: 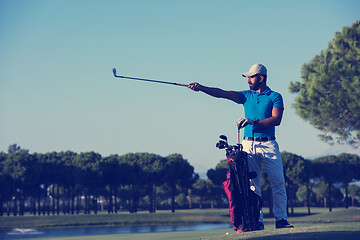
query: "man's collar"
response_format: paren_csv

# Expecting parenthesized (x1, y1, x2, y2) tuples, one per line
(261, 87, 271, 95)
(252, 87, 271, 95)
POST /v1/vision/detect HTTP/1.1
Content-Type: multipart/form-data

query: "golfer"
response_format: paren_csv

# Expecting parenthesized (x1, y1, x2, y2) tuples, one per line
(188, 63, 293, 230)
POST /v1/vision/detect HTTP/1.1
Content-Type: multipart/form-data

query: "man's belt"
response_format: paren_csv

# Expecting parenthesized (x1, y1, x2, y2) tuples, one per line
(244, 136, 276, 142)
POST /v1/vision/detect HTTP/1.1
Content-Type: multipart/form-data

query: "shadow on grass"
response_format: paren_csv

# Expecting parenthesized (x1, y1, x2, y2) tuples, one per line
(218, 212, 316, 219)
(249, 231, 360, 240)
(263, 213, 315, 218)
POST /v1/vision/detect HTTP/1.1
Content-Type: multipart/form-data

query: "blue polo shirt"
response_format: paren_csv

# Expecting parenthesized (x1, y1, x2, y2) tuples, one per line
(237, 87, 284, 138)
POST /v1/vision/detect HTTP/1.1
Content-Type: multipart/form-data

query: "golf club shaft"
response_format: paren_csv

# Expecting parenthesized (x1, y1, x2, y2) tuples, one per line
(112, 68, 188, 87)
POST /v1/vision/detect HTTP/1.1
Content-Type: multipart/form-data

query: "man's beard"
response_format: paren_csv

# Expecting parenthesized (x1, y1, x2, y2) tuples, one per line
(249, 81, 260, 91)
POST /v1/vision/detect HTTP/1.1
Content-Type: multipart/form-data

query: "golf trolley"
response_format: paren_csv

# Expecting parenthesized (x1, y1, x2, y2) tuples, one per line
(216, 129, 262, 232)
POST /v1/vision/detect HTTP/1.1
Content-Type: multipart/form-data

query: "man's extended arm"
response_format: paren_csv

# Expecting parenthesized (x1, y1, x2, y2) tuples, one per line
(188, 82, 241, 103)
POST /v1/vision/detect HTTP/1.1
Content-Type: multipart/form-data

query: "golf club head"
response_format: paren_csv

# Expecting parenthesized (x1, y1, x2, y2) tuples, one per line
(112, 68, 117, 77)
(219, 135, 228, 142)
(216, 140, 228, 149)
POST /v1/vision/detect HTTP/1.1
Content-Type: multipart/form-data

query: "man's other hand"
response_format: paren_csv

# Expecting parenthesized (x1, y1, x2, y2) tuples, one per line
(237, 118, 255, 129)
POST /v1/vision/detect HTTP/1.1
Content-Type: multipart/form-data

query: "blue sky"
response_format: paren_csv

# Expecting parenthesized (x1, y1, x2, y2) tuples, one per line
(1, 0, 359, 173)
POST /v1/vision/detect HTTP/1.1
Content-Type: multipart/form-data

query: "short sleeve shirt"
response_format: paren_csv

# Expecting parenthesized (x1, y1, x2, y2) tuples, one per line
(237, 87, 284, 138)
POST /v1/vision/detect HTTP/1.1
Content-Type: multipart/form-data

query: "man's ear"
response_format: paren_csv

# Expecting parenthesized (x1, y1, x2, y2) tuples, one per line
(258, 74, 264, 82)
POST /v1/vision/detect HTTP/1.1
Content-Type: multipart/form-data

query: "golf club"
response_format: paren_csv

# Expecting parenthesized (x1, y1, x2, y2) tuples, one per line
(216, 140, 228, 149)
(112, 68, 188, 87)
(219, 135, 228, 143)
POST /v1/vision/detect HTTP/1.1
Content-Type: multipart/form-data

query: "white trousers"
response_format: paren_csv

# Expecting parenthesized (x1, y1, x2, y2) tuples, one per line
(241, 139, 288, 222)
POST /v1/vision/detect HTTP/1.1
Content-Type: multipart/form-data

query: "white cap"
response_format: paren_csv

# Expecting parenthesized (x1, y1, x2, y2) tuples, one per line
(242, 64, 267, 77)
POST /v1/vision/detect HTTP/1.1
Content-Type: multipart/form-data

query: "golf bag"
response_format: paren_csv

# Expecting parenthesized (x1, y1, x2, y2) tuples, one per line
(216, 135, 262, 232)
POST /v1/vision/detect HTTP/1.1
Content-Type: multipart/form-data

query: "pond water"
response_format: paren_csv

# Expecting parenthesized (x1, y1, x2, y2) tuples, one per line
(1, 223, 233, 239)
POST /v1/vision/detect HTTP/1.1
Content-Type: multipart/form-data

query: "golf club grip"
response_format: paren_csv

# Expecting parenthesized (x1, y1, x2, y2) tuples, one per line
(175, 83, 189, 87)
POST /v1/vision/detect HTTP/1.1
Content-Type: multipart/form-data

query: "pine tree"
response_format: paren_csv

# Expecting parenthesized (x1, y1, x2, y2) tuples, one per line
(289, 20, 360, 146)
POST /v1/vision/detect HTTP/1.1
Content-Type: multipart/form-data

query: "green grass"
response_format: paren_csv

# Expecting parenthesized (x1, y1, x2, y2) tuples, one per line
(25, 222, 360, 240)
(0, 209, 230, 230)
(1, 207, 359, 240)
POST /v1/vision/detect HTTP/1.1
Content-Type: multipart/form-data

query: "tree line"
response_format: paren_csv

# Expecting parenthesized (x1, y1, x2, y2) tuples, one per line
(1, 144, 360, 217)
(0, 144, 196, 216)
(208, 151, 360, 216)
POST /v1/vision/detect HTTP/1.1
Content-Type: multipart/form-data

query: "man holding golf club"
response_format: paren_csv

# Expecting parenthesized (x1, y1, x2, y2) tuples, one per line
(188, 64, 293, 230)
